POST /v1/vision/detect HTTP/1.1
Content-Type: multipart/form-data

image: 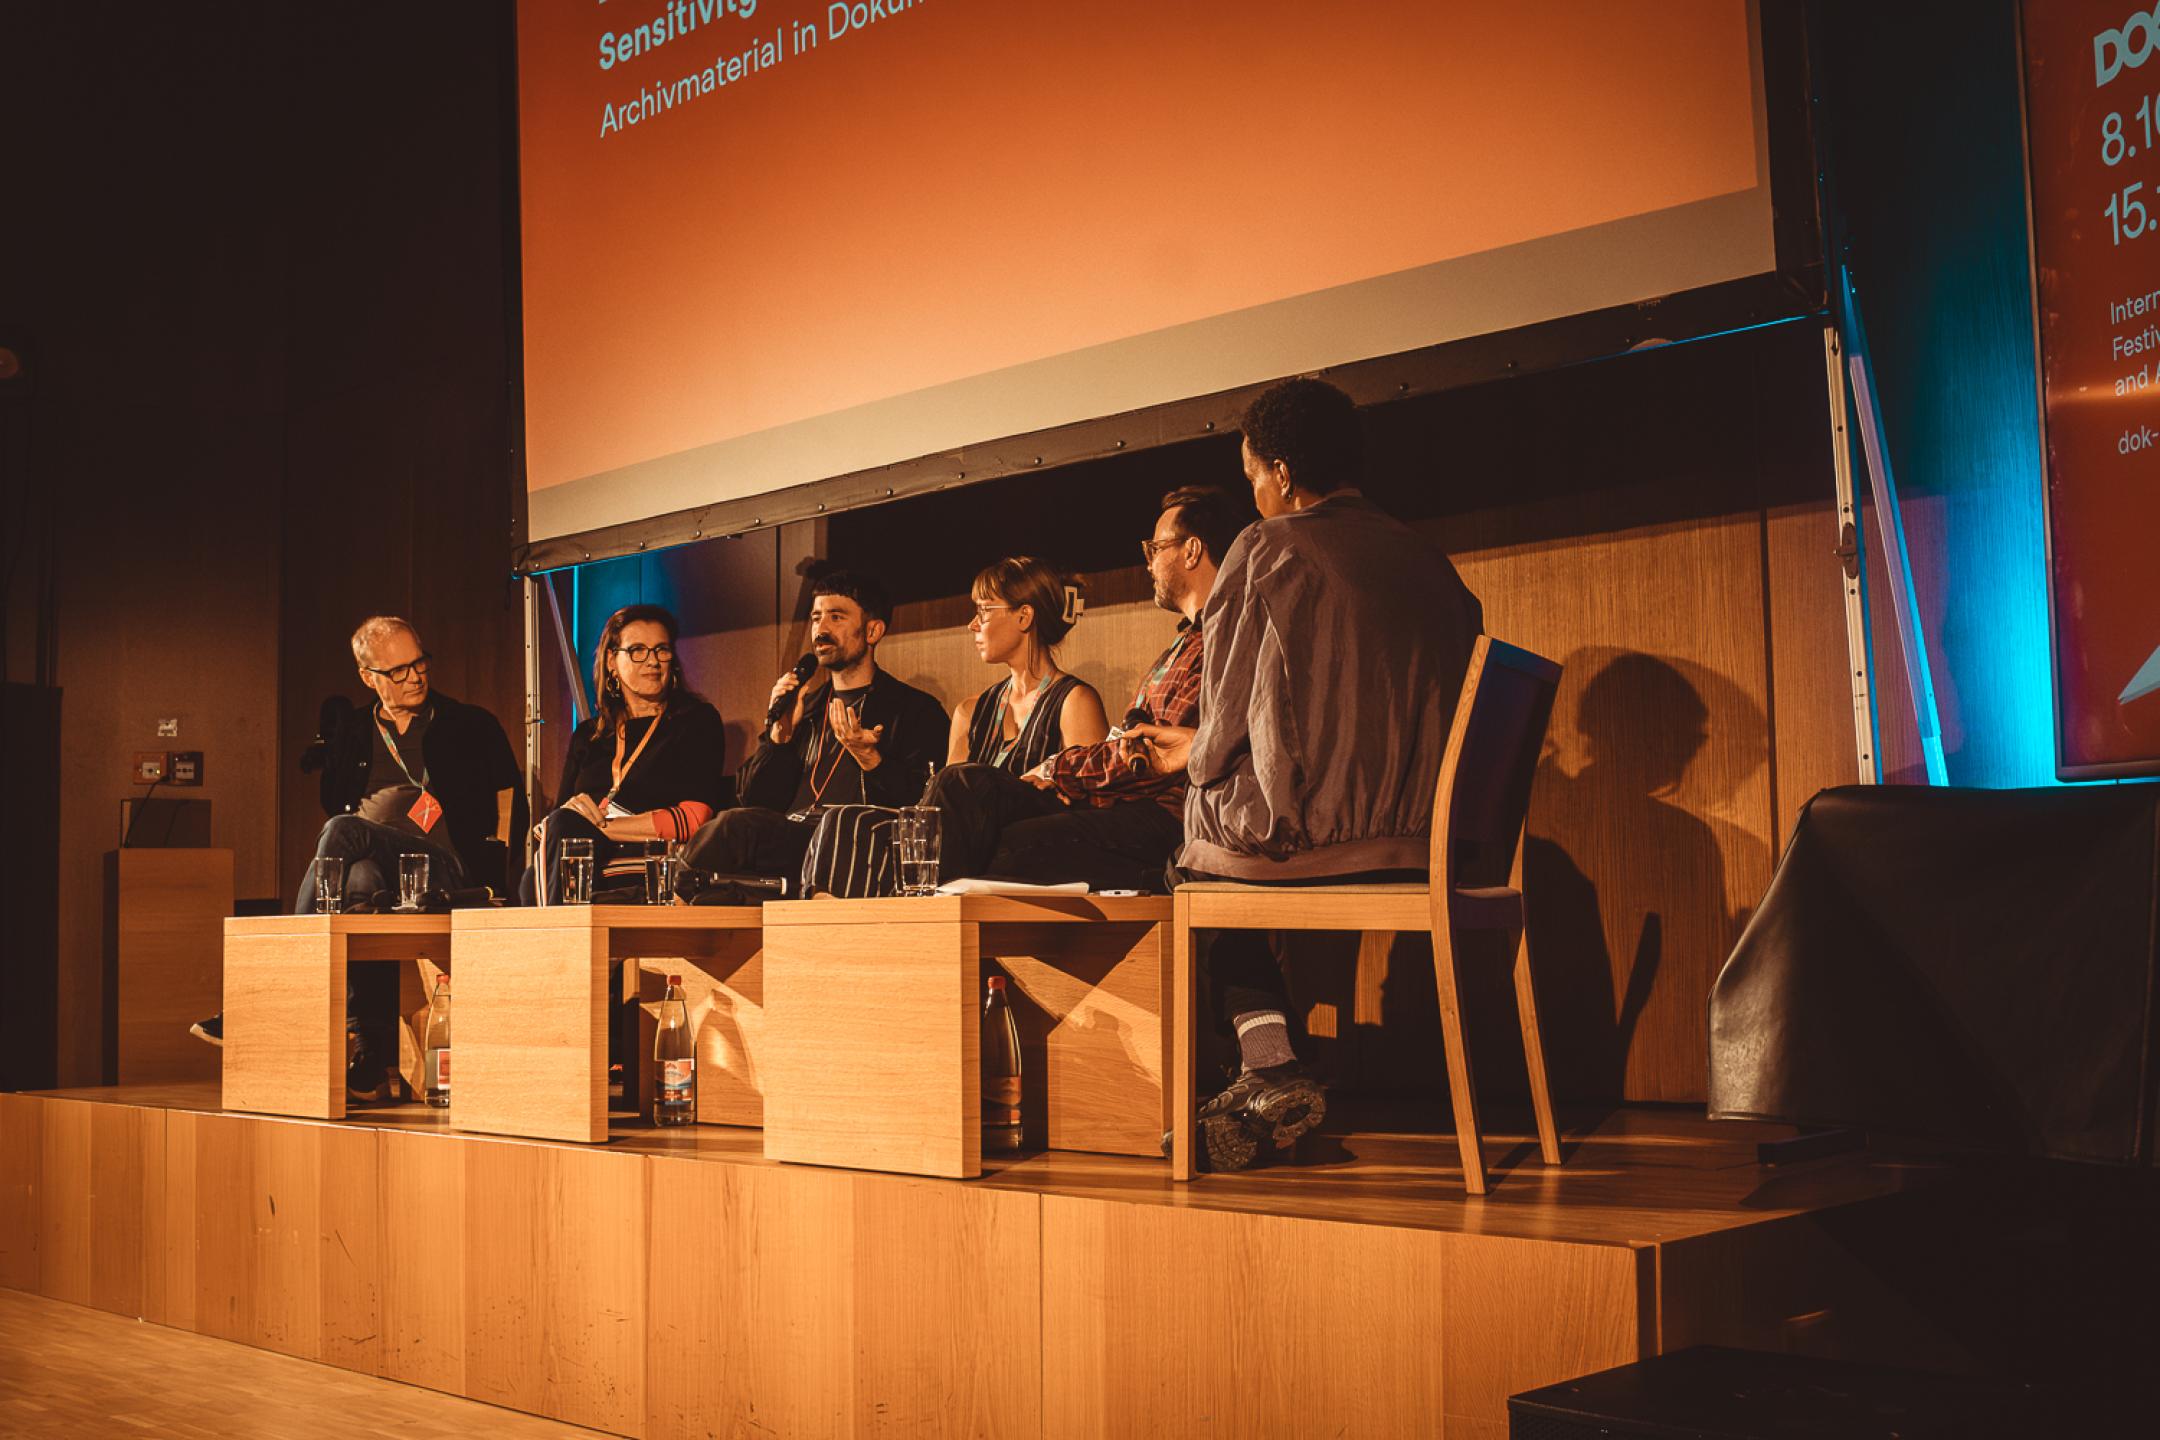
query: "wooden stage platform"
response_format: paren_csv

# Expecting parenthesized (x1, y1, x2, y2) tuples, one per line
(0, 1084, 1976, 1439)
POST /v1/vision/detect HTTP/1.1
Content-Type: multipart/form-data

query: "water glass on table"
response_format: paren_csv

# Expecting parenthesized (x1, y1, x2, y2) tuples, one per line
(645, 840, 681, 905)
(559, 836, 595, 904)
(316, 855, 345, 914)
(896, 806, 941, 896)
(396, 853, 430, 912)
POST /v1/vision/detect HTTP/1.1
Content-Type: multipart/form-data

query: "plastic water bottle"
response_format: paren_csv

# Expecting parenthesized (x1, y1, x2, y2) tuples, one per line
(654, 975, 695, 1126)
(982, 974, 1023, 1153)
(422, 974, 451, 1108)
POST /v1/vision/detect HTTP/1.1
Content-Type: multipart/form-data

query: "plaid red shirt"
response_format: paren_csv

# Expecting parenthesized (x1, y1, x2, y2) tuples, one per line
(1048, 619, 1203, 813)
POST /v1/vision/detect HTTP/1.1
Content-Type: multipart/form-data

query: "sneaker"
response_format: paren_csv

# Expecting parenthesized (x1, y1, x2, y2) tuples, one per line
(1160, 1110, 1262, 1174)
(1203, 1062, 1327, 1155)
(188, 1013, 223, 1047)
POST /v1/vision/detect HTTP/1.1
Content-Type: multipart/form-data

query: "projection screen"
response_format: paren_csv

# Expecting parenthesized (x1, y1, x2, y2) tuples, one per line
(516, 0, 1778, 552)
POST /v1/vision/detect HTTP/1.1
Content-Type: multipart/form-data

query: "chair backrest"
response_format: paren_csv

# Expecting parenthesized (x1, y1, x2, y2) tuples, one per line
(1429, 636, 1563, 890)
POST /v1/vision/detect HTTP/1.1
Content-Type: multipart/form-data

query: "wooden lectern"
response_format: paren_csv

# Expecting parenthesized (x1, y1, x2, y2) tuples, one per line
(103, 847, 233, 1084)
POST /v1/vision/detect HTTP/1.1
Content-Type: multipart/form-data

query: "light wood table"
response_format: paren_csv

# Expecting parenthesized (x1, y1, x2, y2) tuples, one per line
(221, 913, 449, 1120)
(760, 894, 1172, 1179)
(450, 906, 764, 1143)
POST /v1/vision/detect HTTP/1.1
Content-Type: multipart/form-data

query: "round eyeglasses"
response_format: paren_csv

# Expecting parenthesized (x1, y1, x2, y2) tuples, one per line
(613, 643, 675, 664)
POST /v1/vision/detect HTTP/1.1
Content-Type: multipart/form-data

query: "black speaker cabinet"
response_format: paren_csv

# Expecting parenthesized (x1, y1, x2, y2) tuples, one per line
(1, 683, 61, 1091)
(1509, 1347, 2059, 1440)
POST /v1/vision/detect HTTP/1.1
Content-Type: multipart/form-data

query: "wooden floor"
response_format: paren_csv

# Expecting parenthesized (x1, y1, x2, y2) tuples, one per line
(0, 1083, 1975, 1439)
(0, 1287, 608, 1438)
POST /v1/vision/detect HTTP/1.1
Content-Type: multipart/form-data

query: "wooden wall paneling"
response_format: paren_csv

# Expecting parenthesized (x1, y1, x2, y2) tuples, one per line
(317, 1123, 384, 1376)
(86, 1100, 153, 1320)
(1765, 499, 1862, 843)
(0, 1092, 41, 1294)
(463, 1138, 646, 1435)
(1042, 1195, 1451, 1439)
(35, 1097, 91, 1308)
(108, 848, 234, 1086)
(1449, 515, 1777, 1103)
(1438, 1231, 1648, 1433)
(643, 1157, 1042, 1440)
(137, 1099, 172, 1326)
(378, 1131, 468, 1395)
(157, 1108, 198, 1332)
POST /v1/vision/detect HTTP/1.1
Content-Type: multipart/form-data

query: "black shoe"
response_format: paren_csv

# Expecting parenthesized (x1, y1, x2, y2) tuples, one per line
(1161, 1111, 1263, 1174)
(189, 1013, 224, 1048)
(346, 1033, 403, 1104)
(1202, 1062, 1327, 1155)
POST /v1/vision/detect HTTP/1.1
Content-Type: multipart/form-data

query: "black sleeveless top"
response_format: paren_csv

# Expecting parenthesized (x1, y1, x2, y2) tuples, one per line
(964, 673, 1084, 773)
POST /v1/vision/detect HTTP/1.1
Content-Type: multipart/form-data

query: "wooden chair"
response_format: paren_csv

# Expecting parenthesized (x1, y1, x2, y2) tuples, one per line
(1170, 635, 1564, 1194)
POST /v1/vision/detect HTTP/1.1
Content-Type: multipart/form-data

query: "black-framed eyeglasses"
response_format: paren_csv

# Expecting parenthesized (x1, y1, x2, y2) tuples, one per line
(612, 643, 675, 664)
(364, 654, 431, 685)
(1140, 535, 1188, 562)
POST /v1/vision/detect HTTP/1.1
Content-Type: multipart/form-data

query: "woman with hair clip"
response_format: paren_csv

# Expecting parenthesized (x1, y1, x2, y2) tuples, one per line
(530, 604, 728, 904)
(948, 555, 1110, 772)
(801, 558, 1108, 896)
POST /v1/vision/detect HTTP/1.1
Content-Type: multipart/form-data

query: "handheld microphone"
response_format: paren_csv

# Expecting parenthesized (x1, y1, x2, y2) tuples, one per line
(765, 652, 819, 724)
(1115, 706, 1153, 776)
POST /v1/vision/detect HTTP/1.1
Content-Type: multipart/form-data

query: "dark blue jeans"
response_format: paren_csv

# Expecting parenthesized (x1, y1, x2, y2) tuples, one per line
(293, 814, 463, 914)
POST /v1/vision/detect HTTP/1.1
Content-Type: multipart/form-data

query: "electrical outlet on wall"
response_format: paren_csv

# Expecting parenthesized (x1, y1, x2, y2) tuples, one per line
(168, 751, 203, 785)
(133, 751, 168, 783)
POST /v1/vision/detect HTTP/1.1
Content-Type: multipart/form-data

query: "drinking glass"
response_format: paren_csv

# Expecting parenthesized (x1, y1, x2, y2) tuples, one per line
(560, 836, 595, 905)
(316, 855, 346, 914)
(396, 853, 430, 912)
(644, 840, 681, 906)
(896, 806, 941, 896)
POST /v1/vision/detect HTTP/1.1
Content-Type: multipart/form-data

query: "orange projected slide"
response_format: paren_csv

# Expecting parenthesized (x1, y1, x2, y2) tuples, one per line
(517, 0, 1770, 540)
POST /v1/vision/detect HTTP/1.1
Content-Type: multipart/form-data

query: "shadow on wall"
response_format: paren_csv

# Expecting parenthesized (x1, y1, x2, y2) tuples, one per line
(1288, 647, 1769, 1109)
(1517, 648, 1767, 1104)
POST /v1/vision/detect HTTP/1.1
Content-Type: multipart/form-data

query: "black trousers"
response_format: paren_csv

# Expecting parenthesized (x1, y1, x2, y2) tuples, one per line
(1171, 863, 1427, 1067)
(679, 805, 815, 882)
(931, 763, 1183, 894)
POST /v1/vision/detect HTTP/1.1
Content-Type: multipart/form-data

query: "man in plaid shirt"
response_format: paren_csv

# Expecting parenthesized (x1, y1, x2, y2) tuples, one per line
(928, 486, 1246, 892)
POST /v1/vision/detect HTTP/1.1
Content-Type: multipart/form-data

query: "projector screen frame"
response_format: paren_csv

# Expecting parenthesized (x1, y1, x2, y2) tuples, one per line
(2015, 1, 2160, 782)
(507, 1, 1823, 575)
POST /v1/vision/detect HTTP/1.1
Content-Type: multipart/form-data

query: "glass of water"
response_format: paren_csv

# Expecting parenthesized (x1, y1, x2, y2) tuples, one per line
(316, 855, 345, 914)
(645, 840, 680, 906)
(560, 836, 595, 905)
(896, 806, 940, 896)
(396, 853, 430, 912)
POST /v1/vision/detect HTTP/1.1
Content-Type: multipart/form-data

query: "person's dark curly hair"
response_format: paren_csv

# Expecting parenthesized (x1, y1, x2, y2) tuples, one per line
(808, 568, 893, 626)
(1238, 377, 1364, 495)
(1159, 485, 1250, 566)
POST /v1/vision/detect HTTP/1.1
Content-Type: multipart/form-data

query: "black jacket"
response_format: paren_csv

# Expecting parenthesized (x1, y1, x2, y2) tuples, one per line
(737, 669, 947, 812)
(319, 689, 522, 888)
(555, 699, 729, 817)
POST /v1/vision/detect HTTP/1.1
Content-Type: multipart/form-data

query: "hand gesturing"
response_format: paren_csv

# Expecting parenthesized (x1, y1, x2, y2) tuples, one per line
(829, 696, 884, 770)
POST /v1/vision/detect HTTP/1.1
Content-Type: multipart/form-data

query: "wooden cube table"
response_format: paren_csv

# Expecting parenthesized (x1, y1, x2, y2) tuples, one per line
(450, 905, 764, 1143)
(760, 894, 1172, 1179)
(221, 913, 450, 1120)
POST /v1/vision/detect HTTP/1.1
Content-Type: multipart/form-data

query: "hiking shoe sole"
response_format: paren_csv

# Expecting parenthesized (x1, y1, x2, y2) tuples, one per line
(1243, 1074, 1326, 1153)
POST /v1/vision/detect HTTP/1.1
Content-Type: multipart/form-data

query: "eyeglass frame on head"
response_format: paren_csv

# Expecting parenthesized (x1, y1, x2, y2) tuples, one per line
(610, 642, 676, 664)
(968, 602, 1015, 626)
(362, 654, 432, 685)
(1140, 533, 1192, 563)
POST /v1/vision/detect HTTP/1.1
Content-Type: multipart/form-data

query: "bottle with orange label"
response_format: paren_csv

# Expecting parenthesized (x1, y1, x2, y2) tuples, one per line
(982, 974, 1023, 1153)
(654, 975, 695, 1126)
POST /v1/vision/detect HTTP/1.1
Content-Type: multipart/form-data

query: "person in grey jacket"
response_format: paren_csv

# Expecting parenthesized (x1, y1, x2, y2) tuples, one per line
(1133, 377, 1483, 1170)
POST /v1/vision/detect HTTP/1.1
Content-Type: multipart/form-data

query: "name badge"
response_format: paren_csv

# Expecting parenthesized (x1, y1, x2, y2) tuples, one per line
(408, 790, 443, 834)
